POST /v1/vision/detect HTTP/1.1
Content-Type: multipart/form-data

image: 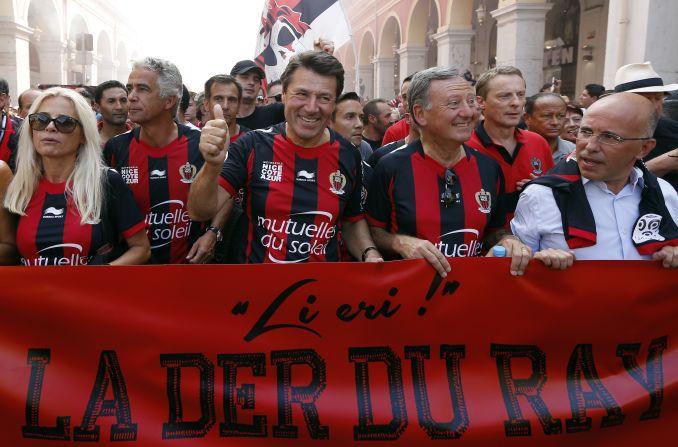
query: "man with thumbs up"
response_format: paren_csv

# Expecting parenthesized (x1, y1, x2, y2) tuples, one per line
(189, 51, 382, 264)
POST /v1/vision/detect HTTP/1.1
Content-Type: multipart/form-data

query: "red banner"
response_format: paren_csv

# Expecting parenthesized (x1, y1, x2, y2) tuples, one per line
(0, 259, 676, 446)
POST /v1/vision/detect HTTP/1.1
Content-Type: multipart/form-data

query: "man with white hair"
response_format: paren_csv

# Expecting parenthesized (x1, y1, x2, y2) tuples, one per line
(104, 57, 226, 264)
(366, 67, 531, 277)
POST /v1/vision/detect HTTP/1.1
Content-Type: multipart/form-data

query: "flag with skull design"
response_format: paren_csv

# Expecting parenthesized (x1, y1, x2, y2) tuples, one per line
(255, 0, 352, 84)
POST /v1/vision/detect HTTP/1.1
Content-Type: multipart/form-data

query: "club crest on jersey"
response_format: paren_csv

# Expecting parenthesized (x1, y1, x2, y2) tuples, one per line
(179, 162, 197, 184)
(530, 157, 543, 175)
(475, 189, 492, 214)
(329, 170, 347, 195)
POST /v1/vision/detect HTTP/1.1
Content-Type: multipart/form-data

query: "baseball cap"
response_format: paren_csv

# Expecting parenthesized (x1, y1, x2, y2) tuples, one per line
(230, 60, 265, 79)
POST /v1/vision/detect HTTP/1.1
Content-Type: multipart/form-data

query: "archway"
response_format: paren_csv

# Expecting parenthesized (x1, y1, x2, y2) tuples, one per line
(27, 0, 63, 86)
(68, 15, 91, 84)
(96, 31, 114, 83)
(407, 0, 439, 68)
(543, 0, 581, 98)
(377, 15, 401, 99)
(358, 31, 375, 99)
(342, 43, 357, 93)
(116, 42, 129, 82)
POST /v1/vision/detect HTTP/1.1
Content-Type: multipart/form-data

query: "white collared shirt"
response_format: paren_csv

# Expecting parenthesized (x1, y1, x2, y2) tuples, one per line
(511, 167, 678, 260)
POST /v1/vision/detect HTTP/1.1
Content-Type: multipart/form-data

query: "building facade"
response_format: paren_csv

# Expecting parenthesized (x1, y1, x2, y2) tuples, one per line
(0, 0, 138, 102)
(337, 0, 678, 101)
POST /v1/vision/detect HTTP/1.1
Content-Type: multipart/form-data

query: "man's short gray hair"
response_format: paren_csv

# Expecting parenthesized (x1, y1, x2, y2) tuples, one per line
(408, 66, 460, 123)
(132, 56, 182, 114)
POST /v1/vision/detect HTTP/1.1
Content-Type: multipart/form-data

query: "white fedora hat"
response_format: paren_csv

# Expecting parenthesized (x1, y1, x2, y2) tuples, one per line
(614, 61, 678, 93)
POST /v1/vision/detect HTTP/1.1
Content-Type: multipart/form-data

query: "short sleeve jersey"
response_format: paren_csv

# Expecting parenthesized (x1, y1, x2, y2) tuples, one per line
(366, 140, 506, 258)
(104, 123, 204, 264)
(466, 122, 554, 214)
(0, 111, 20, 171)
(17, 169, 145, 266)
(219, 124, 363, 263)
(367, 139, 407, 167)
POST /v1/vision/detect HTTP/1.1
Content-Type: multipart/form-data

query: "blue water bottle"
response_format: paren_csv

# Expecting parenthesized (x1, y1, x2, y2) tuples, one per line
(492, 245, 507, 257)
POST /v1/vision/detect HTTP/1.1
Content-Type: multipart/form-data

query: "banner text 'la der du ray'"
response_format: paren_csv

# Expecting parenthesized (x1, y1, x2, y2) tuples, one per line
(0, 259, 676, 446)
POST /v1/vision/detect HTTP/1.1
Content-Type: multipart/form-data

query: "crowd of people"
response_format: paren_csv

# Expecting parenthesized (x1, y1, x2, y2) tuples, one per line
(1, 42, 677, 272)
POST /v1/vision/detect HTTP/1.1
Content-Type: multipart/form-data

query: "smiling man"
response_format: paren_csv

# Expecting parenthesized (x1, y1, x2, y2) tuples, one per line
(189, 51, 382, 264)
(512, 92, 678, 269)
(365, 67, 532, 277)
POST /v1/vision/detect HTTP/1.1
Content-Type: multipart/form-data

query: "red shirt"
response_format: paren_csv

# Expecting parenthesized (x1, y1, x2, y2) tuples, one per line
(466, 121, 553, 215)
(382, 118, 410, 146)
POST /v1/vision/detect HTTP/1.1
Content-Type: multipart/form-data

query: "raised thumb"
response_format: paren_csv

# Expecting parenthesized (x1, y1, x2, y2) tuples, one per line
(213, 103, 224, 121)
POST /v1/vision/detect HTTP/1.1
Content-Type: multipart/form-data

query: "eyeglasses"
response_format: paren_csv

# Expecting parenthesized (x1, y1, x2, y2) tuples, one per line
(576, 128, 652, 146)
(267, 94, 282, 102)
(440, 169, 461, 208)
(28, 112, 82, 133)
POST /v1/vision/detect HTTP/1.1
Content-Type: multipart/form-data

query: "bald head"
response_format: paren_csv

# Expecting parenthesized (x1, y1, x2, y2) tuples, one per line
(586, 92, 658, 137)
(18, 88, 41, 118)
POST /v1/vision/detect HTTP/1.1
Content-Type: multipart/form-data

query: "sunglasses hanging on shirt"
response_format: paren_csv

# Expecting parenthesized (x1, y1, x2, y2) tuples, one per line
(440, 168, 461, 208)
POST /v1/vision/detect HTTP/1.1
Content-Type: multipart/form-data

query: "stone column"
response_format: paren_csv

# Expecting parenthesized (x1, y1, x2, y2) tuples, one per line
(396, 45, 426, 80)
(434, 26, 475, 73)
(491, 1, 553, 94)
(0, 19, 32, 99)
(344, 68, 356, 93)
(38, 39, 68, 85)
(357, 64, 374, 99)
(373, 57, 396, 100)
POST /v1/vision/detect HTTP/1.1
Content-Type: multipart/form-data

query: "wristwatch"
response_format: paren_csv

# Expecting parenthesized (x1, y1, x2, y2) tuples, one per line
(205, 225, 223, 242)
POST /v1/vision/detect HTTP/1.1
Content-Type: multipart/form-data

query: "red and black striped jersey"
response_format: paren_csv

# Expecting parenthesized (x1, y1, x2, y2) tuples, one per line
(466, 122, 554, 215)
(0, 111, 20, 171)
(219, 124, 363, 264)
(366, 140, 506, 258)
(104, 123, 203, 264)
(17, 169, 145, 266)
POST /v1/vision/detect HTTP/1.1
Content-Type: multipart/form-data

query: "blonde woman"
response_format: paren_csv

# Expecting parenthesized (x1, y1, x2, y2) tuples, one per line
(4, 87, 150, 266)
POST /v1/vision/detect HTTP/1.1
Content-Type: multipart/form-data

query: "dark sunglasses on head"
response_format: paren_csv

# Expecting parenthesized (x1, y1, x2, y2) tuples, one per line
(440, 168, 461, 208)
(28, 112, 82, 133)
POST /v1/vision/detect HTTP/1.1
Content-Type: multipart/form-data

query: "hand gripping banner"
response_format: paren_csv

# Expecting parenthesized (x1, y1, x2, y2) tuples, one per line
(0, 259, 676, 445)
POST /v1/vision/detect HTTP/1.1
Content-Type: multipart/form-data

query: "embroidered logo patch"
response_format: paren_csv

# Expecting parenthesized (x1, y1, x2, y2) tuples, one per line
(296, 170, 316, 182)
(475, 189, 491, 214)
(632, 213, 665, 244)
(530, 157, 543, 175)
(329, 170, 346, 195)
(179, 163, 197, 184)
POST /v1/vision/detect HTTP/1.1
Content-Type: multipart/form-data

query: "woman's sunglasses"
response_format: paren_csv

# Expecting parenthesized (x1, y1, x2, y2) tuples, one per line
(28, 112, 82, 134)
